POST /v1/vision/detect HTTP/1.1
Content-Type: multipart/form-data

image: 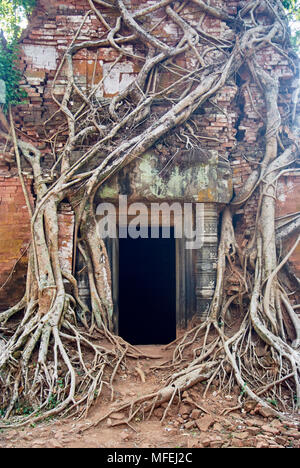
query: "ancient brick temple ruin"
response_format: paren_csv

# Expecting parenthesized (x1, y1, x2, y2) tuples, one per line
(0, 0, 299, 344)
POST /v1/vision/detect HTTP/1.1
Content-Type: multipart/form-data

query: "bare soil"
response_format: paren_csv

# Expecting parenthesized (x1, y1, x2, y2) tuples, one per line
(0, 344, 299, 449)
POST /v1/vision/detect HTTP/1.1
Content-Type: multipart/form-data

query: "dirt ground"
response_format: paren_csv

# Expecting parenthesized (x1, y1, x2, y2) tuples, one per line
(0, 344, 299, 449)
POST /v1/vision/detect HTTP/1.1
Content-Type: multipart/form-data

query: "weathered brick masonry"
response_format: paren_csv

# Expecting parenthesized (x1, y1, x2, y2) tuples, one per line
(0, 162, 32, 310)
(0, 160, 74, 308)
(0, 0, 299, 311)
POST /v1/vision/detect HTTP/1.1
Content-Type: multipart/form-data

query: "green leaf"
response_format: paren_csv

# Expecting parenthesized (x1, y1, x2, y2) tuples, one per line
(0, 1, 36, 107)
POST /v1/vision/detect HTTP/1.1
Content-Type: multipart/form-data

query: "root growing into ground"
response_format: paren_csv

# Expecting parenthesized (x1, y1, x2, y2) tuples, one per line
(0, 0, 299, 427)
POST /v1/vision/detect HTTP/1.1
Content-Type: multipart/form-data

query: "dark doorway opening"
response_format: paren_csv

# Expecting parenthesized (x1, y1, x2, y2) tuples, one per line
(119, 229, 176, 345)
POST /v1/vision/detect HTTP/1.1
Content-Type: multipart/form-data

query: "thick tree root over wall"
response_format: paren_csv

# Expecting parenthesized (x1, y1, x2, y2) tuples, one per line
(0, 0, 300, 426)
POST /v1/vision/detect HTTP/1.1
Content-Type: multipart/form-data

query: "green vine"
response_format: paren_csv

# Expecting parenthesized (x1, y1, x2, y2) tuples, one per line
(0, 0, 36, 109)
(0, 41, 27, 108)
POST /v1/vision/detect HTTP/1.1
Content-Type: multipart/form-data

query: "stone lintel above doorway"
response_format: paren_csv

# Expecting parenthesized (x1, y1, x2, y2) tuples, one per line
(92, 148, 228, 326)
(95, 148, 233, 205)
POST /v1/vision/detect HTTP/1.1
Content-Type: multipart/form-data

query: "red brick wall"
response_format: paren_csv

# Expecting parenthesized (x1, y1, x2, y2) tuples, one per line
(58, 204, 75, 275)
(0, 161, 74, 311)
(0, 164, 33, 310)
(277, 174, 300, 276)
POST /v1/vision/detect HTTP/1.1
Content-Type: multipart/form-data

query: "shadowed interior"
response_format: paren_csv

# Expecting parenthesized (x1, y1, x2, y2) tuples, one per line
(119, 229, 176, 345)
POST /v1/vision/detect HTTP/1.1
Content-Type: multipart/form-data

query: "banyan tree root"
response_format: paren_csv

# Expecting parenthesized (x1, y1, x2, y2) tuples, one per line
(0, 0, 300, 425)
(0, 317, 161, 427)
(91, 314, 299, 429)
(92, 360, 219, 429)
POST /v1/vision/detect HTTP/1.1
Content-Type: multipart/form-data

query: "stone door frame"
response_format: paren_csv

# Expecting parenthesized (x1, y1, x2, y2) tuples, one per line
(105, 203, 219, 335)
